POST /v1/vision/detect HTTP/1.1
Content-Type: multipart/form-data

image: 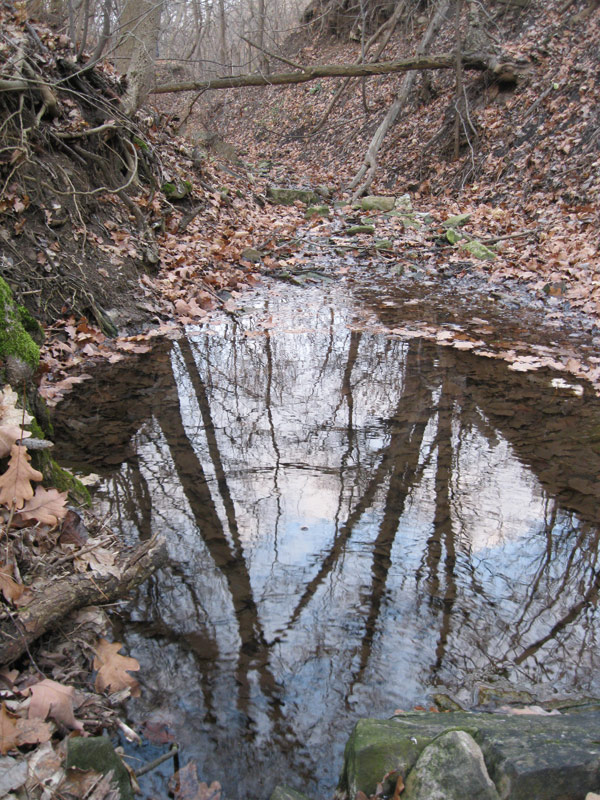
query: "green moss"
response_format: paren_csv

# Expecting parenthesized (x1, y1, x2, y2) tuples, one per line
(132, 135, 149, 151)
(29, 446, 91, 506)
(17, 305, 44, 344)
(48, 460, 91, 506)
(0, 278, 40, 374)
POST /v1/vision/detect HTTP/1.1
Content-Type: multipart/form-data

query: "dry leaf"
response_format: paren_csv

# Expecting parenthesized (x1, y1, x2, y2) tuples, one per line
(0, 703, 19, 755)
(0, 445, 43, 509)
(0, 566, 24, 604)
(0, 425, 30, 459)
(93, 639, 140, 696)
(15, 716, 52, 746)
(17, 486, 68, 526)
(0, 387, 33, 429)
(75, 547, 121, 578)
(28, 679, 84, 731)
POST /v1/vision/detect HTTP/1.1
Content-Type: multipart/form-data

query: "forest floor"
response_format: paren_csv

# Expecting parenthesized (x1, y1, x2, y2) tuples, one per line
(0, 0, 599, 797)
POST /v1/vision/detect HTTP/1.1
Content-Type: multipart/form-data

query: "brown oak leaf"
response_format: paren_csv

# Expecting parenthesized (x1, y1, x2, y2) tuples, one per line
(0, 425, 30, 459)
(0, 702, 19, 755)
(17, 487, 68, 526)
(93, 639, 140, 696)
(28, 679, 84, 731)
(0, 566, 24, 604)
(0, 444, 43, 509)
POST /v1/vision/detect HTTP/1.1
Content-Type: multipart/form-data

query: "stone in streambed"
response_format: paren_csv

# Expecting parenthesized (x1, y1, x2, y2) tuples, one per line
(403, 730, 499, 800)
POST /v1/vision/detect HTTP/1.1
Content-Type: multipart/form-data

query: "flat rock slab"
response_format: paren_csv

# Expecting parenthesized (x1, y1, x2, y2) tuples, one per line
(337, 712, 600, 800)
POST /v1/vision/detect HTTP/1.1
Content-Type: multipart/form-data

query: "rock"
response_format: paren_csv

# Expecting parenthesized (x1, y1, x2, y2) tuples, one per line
(463, 240, 497, 260)
(240, 247, 263, 262)
(396, 193, 413, 212)
(336, 712, 600, 800)
(432, 693, 464, 712)
(344, 225, 375, 236)
(446, 228, 462, 244)
(476, 686, 535, 709)
(266, 186, 322, 205)
(270, 786, 314, 800)
(66, 736, 133, 800)
(358, 196, 396, 212)
(305, 205, 330, 219)
(336, 718, 423, 799)
(403, 730, 500, 800)
(442, 213, 471, 227)
(161, 180, 192, 199)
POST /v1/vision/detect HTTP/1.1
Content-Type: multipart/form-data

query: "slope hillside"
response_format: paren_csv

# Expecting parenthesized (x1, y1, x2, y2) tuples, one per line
(179, 0, 600, 323)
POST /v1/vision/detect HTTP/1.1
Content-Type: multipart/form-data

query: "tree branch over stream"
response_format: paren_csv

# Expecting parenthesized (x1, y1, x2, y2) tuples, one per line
(150, 51, 521, 94)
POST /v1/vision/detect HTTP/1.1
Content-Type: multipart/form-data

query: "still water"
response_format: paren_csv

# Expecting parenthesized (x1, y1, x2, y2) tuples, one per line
(53, 283, 600, 799)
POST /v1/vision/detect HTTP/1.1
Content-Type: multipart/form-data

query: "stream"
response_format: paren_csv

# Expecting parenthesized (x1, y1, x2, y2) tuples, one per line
(53, 275, 600, 800)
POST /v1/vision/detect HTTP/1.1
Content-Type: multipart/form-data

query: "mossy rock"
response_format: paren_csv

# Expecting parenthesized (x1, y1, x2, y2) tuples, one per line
(337, 712, 600, 800)
(358, 196, 396, 212)
(240, 248, 263, 263)
(0, 277, 40, 380)
(337, 718, 424, 799)
(442, 213, 471, 228)
(344, 225, 375, 236)
(266, 186, 321, 205)
(66, 736, 133, 800)
(462, 240, 496, 260)
(305, 205, 330, 219)
(161, 180, 192, 200)
(446, 228, 463, 244)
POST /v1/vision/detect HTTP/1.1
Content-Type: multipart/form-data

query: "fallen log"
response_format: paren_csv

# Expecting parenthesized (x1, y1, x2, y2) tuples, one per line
(0, 534, 167, 667)
(151, 51, 521, 94)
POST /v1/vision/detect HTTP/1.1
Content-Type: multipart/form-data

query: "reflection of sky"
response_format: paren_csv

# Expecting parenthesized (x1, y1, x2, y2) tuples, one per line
(89, 286, 600, 799)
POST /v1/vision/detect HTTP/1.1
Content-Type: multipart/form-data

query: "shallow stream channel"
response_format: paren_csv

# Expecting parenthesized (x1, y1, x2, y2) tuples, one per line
(53, 272, 600, 799)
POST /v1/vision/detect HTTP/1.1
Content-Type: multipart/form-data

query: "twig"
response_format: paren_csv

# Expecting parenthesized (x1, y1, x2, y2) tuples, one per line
(54, 122, 119, 140)
(135, 745, 179, 777)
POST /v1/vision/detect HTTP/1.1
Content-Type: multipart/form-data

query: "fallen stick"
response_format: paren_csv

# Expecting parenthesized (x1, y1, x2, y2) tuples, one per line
(0, 534, 167, 667)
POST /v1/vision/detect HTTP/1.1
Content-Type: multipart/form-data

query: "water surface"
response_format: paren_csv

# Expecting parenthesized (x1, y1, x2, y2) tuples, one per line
(53, 283, 600, 799)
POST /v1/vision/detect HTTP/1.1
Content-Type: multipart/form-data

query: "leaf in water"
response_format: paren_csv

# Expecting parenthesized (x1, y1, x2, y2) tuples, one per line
(28, 678, 84, 730)
(0, 703, 19, 755)
(17, 487, 68, 526)
(170, 762, 221, 800)
(0, 444, 43, 509)
(93, 639, 140, 696)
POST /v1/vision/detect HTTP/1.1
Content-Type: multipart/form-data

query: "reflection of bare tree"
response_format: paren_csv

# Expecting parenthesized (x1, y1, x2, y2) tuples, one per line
(154, 354, 285, 724)
(349, 344, 434, 689)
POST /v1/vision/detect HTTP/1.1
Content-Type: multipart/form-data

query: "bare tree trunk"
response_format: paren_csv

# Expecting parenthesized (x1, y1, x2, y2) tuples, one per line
(348, 0, 452, 198)
(218, 0, 230, 75)
(453, 0, 463, 160)
(118, 0, 164, 115)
